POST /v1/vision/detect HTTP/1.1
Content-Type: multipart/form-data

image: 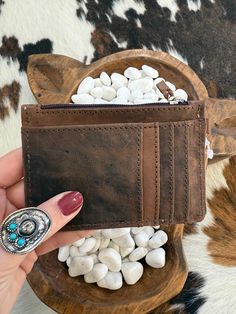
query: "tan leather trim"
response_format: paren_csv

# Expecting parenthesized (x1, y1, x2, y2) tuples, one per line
(142, 123, 159, 224)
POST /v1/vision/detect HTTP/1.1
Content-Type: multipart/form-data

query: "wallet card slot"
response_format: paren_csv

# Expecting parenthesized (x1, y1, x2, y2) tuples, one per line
(158, 120, 191, 223)
(158, 119, 206, 224)
(22, 123, 144, 230)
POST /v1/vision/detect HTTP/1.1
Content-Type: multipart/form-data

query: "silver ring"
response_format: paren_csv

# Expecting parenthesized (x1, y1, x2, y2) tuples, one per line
(0, 207, 51, 254)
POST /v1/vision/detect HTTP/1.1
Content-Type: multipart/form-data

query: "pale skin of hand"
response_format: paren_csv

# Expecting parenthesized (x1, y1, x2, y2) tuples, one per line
(0, 148, 91, 313)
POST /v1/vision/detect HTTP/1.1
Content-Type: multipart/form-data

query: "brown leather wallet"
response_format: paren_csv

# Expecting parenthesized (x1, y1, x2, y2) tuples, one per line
(21, 101, 207, 231)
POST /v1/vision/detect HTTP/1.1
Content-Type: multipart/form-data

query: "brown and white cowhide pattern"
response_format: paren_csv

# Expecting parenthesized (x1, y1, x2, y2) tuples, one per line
(155, 156, 236, 313)
(0, 1, 235, 313)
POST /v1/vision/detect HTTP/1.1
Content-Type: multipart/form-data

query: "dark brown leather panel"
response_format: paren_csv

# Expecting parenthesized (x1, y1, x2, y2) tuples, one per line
(22, 123, 143, 230)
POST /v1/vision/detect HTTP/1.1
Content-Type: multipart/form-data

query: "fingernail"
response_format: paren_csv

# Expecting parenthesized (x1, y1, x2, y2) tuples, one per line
(58, 191, 83, 216)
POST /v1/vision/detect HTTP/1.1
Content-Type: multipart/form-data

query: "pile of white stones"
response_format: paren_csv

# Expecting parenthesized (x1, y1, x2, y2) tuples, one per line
(58, 64, 213, 290)
(71, 64, 188, 105)
(58, 226, 168, 290)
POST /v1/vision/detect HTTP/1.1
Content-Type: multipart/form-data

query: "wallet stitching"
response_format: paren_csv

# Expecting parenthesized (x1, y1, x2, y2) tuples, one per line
(158, 120, 200, 224)
(38, 105, 197, 115)
(26, 130, 32, 206)
(199, 119, 204, 217)
(184, 124, 189, 222)
(187, 123, 191, 221)
(169, 124, 174, 223)
(137, 127, 142, 224)
(30, 126, 142, 131)
(154, 123, 158, 224)
(26, 125, 143, 226)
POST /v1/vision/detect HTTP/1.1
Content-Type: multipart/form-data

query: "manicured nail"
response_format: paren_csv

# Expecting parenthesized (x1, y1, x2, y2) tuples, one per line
(58, 191, 83, 216)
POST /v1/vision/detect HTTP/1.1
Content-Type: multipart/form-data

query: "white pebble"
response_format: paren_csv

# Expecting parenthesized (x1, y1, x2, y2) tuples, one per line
(72, 238, 85, 247)
(92, 230, 102, 239)
(174, 89, 188, 101)
(117, 86, 130, 99)
(99, 238, 110, 250)
(122, 257, 130, 263)
(100, 72, 111, 86)
(68, 256, 94, 277)
(98, 248, 121, 272)
(155, 88, 165, 99)
(94, 98, 109, 104)
(120, 246, 135, 258)
(113, 233, 135, 248)
(121, 262, 143, 285)
(84, 263, 108, 283)
(134, 98, 153, 104)
(102, 86, 116, 101)
(58, 246, 70, 262)
(148, 230, 168, 249)
(94, 78, 103, 87)
(129, 247, 148, 262)
(142, 65, 159, 78)
(143, 92, 159, 102)
(89, 238, 101, 253)
(143, 226, 155, 238)
(131, 90, 143, 100)
(111, 73, 128, 86)
(77, 76, 94, 94)
(90, 87, 103, 98)
(66, 256, 71, 267)
(79, 237, 97, 253)
(71, 94, 94, 104)
(165, 81, 176, 92)
(153, 225, 160, 229)
(97, 271, 123, 290)
(102, 228, 130, 239)
(157, 98, 169, 103)
(154, 77, 165, 85)
(134, 231, 149, 247)
(131, 227, 144, 234)
(108, 240, 120, 253)
(89, 253, 99, 264)
(112, 96, 128, 104)
(69, 246, 85, 257)
(139, 69, 147, 78)
(124, 67, 141, 80)
(129, 78, 153, 93)
(145, 248, 166, 268)
(112, 82, 125, 90)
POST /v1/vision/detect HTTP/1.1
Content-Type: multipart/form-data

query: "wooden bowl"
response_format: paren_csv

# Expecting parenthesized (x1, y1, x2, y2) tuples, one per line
(26, 50, 207, 313)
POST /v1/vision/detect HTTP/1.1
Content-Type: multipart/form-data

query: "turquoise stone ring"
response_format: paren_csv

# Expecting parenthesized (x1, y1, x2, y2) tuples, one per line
(0, 207, 51, 254)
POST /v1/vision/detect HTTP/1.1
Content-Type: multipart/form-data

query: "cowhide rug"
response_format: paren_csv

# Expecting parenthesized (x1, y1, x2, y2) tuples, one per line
(0, 1, 235, 313)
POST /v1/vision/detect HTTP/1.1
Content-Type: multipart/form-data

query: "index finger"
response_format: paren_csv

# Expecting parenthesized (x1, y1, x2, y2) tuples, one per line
(0, 148, 23, 188)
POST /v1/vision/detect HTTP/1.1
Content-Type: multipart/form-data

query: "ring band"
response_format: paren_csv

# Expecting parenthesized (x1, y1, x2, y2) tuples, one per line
(0, 207, 51, 254)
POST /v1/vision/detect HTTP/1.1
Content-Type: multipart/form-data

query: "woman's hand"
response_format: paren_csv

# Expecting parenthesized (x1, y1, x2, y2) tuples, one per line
(0, 148, 90, 313)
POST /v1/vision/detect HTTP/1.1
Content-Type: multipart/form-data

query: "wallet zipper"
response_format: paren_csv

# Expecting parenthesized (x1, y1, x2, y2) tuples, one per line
(40, 100, 188, 110)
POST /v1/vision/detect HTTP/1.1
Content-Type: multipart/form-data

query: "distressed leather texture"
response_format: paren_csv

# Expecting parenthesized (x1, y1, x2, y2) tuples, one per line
(21, 101, 207, 230)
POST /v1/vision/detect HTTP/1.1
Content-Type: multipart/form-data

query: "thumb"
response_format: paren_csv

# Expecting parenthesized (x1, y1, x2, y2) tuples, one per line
(0, 191, 83, 265)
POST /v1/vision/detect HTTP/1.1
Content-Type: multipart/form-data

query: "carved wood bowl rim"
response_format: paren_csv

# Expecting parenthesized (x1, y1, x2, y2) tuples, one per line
(26, 49, 209, 313)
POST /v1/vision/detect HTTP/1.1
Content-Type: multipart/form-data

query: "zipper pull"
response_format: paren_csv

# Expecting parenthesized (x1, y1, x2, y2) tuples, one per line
(169, 99, 188, 105)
